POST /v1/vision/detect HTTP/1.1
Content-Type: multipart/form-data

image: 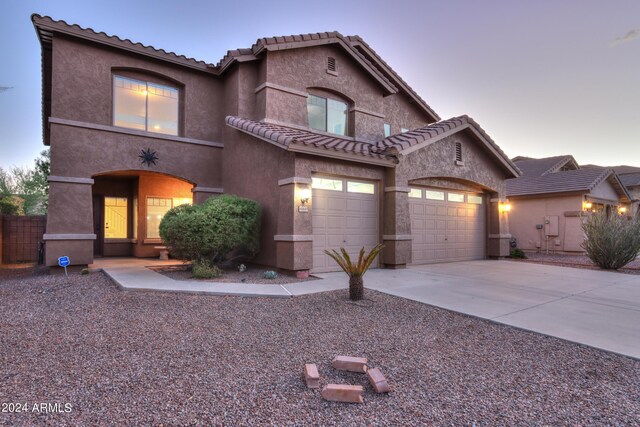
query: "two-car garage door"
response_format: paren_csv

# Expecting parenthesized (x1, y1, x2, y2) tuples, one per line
(311, 177, 378, 273)
(409, 187, 486, 264)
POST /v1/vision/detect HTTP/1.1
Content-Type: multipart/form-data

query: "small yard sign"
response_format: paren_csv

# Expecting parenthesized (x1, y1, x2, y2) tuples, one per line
(58, 256, 70, 276)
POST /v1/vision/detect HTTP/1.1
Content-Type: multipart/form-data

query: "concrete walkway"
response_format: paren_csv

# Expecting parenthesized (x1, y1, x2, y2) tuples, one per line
(91, 258, 347, 298)
(92, 258, 640, 359)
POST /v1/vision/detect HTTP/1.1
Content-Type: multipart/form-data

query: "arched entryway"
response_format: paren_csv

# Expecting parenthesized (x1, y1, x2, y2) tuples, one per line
(91, 170, 194, 258)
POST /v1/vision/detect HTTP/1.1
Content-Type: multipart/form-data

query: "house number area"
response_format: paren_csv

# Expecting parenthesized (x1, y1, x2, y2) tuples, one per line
(1, 402, 73, 413)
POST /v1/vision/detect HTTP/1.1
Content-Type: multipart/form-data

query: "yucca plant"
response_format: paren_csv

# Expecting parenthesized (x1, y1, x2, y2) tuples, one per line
(324, 244, 384, 301)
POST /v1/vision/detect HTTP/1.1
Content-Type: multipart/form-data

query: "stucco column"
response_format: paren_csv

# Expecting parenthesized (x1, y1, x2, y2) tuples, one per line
(191, 186, 223, 204)
(43, 177, 96, 266)
(274, 177, 313, 271)
(381, 171, 412, 268)
(487, 196, 511, 258)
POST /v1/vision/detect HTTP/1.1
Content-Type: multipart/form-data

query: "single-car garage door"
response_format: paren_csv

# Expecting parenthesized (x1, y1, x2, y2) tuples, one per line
(312, 176, 378, 273)
(409, 187, 486, 264)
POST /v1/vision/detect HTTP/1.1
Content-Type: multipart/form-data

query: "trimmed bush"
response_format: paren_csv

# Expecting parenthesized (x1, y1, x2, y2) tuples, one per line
(582, 211, 640, 270)
(159, 194, 261, 264)
(509, 248, 527, 259)
(192, 259, 222, 279)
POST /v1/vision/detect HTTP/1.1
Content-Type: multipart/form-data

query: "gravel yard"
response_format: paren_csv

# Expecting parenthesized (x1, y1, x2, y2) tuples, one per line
(513, 252, 640, 274)
(151, 265, 319, 284)
(1, 271, 639, 426)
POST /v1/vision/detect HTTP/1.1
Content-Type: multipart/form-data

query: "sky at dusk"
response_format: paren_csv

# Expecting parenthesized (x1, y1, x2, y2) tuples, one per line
(1, 0, 638, 169)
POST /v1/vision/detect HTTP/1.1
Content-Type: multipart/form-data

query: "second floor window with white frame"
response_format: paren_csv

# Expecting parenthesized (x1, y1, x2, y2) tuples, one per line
(307, 94, 347, 136)
(113, 75, 179, 136)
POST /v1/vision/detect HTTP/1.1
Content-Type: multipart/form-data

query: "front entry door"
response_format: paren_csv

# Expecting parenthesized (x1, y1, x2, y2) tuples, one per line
(92, 196, 103, 257)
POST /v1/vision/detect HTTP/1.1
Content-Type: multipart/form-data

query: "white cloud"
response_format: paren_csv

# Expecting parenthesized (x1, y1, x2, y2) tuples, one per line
(611, 29, 640, 46)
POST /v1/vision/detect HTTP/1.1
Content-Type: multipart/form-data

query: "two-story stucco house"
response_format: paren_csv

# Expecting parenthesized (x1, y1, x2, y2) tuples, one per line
(32, 14, 519, 273)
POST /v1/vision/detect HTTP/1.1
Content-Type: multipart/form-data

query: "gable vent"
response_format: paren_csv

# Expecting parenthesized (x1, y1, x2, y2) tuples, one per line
(327, 57, 336, 72)
(455, 142, 463, 162)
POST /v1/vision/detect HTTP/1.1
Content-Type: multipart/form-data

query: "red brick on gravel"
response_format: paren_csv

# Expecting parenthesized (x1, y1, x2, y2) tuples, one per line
(321, 384, 364, 403)
(332, 356, 368, 373)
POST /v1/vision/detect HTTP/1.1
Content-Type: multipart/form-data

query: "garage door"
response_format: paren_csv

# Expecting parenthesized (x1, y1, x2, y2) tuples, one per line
(312, 176, 379, 273)
(409, 187, 486, 264)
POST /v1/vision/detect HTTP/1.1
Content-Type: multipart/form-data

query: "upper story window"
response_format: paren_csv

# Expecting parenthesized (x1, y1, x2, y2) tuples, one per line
(307, 94, 347, 136)
(113, 75, 179, 136)
(383, 123, 391, 137)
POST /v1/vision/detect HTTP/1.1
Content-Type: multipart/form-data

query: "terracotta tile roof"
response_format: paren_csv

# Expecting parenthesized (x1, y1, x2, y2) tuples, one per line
(512, 155, 577, 177)
(375, 115, 519, 176)
(346, 35, 440, 122)
(31, 14, 215, 72)
(506, 168, 618, 197)
(225, 116, 394, 163)
(619, 172, 640, 187)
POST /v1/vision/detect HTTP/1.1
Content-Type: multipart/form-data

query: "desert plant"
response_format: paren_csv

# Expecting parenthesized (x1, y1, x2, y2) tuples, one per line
(324, 244, 384, 301)
(510, 248, 527, 259)
(582, 211, 640, 270)
(159, 194, 261, 265)
(192, 259, 222, 279)
(263, 270, 278, 279)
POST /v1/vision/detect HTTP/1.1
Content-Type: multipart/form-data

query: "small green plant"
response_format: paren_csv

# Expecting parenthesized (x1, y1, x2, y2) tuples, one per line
(80, 268, 90, 275)
(263, 270, 278, 279)
(192, 259, 222, 279)
(510, 248, 527, 259)
(325, 244, 384, 301)
(582, 211, 640, 270)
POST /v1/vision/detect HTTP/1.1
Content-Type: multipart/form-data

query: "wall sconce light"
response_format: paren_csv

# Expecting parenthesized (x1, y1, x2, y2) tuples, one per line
(583, 201, 593, 211)
(619, 206, 627, 214)
(499, 201, 511, 213)
(299, 188, 311, 205)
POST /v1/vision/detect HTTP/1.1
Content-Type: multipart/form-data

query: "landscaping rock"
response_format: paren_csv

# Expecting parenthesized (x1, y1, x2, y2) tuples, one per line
(332, 356, 368, 373)
(296, 270, 310, 279)
(321, 384, 364, 404)
(304, 363, 319, 389)
(367, 367, 390, 393)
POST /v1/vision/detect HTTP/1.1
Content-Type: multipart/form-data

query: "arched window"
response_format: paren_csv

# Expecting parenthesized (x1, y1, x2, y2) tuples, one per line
(306, 89, 350, 136)
(113, 73, 180, 136)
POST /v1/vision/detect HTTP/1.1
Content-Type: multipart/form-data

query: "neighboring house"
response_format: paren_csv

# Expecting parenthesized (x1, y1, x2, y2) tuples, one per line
(32, 15, 519, 272)
(584, 165, 640, 217)
(506, 155, 632, 253)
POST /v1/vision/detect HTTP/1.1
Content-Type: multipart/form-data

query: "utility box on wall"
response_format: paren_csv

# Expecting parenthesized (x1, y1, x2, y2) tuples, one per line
(544, 215, 559, 237)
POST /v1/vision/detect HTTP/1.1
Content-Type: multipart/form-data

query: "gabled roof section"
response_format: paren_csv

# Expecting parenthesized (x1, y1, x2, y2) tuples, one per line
(507, 167, 631, 201)
(346, 35, 440, 122)
(225, 116, 396, 166)
(31, 14, 216, 73)
(218, 32, 440, 120)
(218, 31, 397, 95)
(512, 155, 578, 177)
(375, 115, 520, 177)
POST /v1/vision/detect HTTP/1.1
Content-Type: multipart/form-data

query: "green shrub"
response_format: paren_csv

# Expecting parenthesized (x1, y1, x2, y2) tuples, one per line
(582, 211, 640, 270)
(192, 259, 222, 279)
(0, 195, 25, 215)
(159, 194, 261, 265)
(80, 268, 90, 275)
(263, 270, 278, 279)
(510, 248, 527, 259)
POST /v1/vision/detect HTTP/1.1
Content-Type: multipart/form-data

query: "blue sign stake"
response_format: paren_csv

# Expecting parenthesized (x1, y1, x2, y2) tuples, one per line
(58, 256, 70, 276)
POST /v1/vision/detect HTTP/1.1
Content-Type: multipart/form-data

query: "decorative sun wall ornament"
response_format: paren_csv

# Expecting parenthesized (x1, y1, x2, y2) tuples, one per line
(139, 148, 159, 167)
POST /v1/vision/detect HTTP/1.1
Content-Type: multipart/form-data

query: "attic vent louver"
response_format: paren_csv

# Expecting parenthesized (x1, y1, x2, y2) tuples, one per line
(327, 57, 336, 72)
(455, 142, 463, 163)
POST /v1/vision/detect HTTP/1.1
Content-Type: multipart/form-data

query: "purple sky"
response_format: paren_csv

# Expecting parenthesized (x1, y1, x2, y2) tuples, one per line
(1, 0, 638, 169)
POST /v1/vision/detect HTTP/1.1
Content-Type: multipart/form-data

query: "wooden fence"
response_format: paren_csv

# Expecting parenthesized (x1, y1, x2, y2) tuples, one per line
(1, 215, 47, 264)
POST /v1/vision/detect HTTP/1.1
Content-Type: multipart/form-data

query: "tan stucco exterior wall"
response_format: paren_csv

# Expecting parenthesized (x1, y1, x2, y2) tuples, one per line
(508, 194, 583, 253)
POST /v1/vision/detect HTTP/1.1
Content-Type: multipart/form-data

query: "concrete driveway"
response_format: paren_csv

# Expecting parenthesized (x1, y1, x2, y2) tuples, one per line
(358, 260, 640, 360)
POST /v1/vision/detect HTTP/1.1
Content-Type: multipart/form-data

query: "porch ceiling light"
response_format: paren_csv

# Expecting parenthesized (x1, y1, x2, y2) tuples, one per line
(619, 206, 627, 214)
(300, 188, 311, 205)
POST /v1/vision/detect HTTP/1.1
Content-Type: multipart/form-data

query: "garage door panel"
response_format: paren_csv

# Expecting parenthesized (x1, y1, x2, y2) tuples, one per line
(411, 188, 486, 265)
(312, 178, 379, 273)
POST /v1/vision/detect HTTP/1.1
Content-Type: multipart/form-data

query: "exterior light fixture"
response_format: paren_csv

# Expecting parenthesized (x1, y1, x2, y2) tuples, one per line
(299, 188, 311, 205)
(619, 206, 627, 214)
(583, 201, 593, 211)
(499, 201, 511, 213)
